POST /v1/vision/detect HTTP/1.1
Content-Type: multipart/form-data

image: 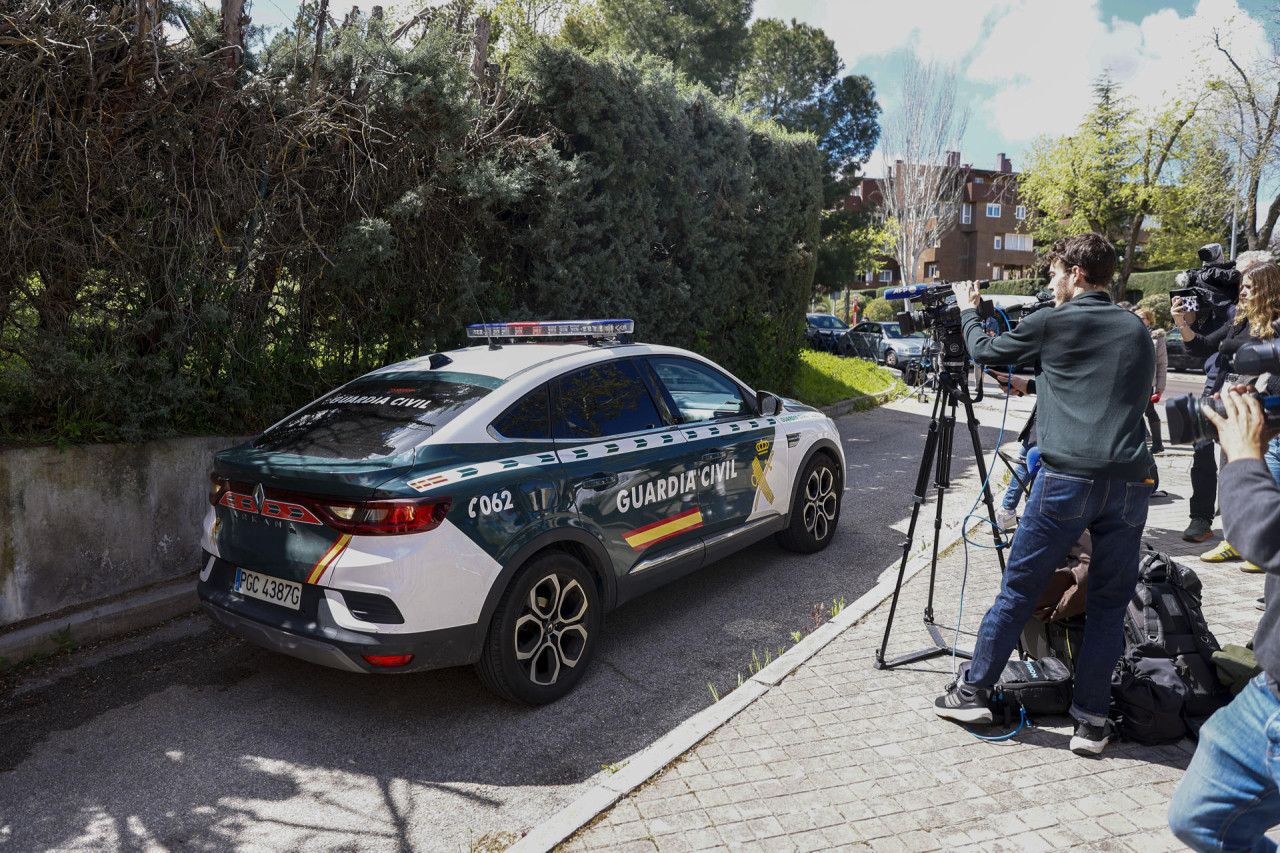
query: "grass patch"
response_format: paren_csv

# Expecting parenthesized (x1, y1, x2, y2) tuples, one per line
(788, 350, 904, 408)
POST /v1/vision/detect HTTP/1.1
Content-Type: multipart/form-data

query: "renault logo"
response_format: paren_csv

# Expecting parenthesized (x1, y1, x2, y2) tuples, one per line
(253, 483, 266, 513)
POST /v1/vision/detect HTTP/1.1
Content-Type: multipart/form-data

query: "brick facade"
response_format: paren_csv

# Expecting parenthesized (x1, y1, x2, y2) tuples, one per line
(845, 152, 1037, 287)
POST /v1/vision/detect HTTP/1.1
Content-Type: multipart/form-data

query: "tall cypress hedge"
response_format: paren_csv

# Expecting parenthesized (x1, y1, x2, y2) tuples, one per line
(0, 9, 820, 443)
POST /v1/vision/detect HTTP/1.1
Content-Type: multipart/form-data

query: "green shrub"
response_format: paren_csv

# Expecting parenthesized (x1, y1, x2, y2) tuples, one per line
(1127, 270, 1182, 297)
(1137, 293, 1174, 330)
(864, 298, 901, 321)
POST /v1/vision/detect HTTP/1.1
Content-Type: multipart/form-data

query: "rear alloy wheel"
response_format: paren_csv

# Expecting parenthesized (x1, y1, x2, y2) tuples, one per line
(884, 348, 899, 369)
(477, 552, 600, 704)
(776, 453, 841, 553)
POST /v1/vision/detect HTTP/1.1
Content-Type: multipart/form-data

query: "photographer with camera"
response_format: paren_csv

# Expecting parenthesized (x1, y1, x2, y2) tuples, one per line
(1174, 259, 1280, 567)
(1168, 386, 1280, 851)
(1171, 245, 1252, 543)
(933, 233, 1155, 756)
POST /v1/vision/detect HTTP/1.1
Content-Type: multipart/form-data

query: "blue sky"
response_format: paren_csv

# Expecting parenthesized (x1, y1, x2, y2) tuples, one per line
(752, 0, 1276, 178)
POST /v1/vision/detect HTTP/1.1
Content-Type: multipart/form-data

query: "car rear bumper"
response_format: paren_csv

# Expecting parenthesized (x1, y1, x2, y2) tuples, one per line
(197, 552, 477, 673)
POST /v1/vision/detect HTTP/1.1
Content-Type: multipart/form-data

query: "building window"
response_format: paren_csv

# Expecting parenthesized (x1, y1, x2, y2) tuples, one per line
(1004, 233, 1032, 252)
(986, 203, 1001, 218)
(925, 263, 939, 279)
(878, 270, 893, 283)
(962, 203, 972, 225)
(865, 270, 874, 282)
(973, 177, 984, 184)
(994, 236, 1003, 250)
(993, 266, 1003, 280)
(1015, 205, 1027, 220)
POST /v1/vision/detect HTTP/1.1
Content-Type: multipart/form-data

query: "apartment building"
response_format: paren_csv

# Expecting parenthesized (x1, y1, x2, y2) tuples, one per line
(845, 152, 1037, 287)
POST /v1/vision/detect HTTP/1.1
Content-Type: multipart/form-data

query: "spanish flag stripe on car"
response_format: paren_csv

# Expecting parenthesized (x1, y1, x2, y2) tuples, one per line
(307, 534, 352, 585)
(622, 508, 704, 551)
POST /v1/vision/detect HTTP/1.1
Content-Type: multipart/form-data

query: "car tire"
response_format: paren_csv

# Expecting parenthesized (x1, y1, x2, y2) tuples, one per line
(884, 349, 899, 369)
(476, 551, 601, 705)
(776, 452, 841, 553)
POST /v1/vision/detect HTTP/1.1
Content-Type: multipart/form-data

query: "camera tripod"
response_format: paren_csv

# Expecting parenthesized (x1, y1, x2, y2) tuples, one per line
(874, 364, 1009, 670)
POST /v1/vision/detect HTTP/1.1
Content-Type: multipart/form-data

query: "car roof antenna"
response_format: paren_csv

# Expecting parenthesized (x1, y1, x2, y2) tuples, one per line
(469, 287, 501, 351)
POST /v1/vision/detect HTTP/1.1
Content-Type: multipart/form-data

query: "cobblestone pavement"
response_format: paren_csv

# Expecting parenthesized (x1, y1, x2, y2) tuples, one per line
(555, 443, 1263, 852)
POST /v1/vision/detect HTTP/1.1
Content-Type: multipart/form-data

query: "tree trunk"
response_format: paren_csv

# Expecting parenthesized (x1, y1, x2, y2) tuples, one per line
(470, 15, 491, 93)
(221, 0, 245, 72)
(309, 0, 329, 102)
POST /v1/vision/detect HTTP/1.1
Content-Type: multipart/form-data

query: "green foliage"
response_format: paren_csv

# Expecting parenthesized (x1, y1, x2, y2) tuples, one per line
(0, 6, 820, 442)
(787, 350, 899, 408)
(984, 279, 1044, 296)
(1138, 293, 1174, 330)
(1127, 270, 1182, 295)
(863, 298, 898, 321)
(814, 208, 890, 295)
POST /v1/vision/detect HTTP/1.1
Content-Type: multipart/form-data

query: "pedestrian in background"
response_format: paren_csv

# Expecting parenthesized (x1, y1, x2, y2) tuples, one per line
(1133, 307, 1167, 455)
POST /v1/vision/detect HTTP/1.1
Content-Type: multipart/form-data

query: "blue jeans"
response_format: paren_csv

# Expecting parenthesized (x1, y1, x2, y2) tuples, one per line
(1266, 436, 1280, 487)
(1169, 675, 1280, 852)
(963, 466, 1152, 719)
(1001, 445, 1029, 512)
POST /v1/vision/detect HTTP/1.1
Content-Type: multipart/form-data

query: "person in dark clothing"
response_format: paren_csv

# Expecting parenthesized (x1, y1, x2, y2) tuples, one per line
(933, 233, 1155, 757)
(1168, 387, 1280, 851)
(1175, 261, 1280, 567)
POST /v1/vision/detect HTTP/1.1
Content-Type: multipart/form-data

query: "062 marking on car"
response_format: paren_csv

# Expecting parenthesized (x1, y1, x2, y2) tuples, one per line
(307, 534, 352, 584)
(469, 490, 514, 517)
(622, 508, 705, 550)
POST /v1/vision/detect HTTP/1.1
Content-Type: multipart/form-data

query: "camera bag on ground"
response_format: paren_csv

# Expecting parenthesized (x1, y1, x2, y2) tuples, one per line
(990, 657, 1073, 724)
(1110, 549, 1230, 744)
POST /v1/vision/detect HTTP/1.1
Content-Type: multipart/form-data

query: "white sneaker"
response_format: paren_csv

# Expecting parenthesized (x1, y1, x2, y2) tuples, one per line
(995, 507, 1017, 530)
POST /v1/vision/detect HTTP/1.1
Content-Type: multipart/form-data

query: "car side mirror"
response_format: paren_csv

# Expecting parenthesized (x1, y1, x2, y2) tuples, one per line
(756, 391, 783, 416)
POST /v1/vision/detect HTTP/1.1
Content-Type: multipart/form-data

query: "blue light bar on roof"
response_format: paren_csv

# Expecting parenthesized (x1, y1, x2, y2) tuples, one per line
(466, 319, 634, 339)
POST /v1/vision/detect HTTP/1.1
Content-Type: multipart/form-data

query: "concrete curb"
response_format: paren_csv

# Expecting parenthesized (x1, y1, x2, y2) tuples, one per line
(819, 385, 901, 418)
(506, 516, 978, 853)
(0, 574, 199, 664)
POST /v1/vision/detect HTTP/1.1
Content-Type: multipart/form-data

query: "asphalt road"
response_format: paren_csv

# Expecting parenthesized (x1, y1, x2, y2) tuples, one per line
(0, 392, 1032, 853)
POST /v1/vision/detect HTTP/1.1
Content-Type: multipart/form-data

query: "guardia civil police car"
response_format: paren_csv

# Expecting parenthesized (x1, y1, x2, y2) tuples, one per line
(198, 320, 844, 703)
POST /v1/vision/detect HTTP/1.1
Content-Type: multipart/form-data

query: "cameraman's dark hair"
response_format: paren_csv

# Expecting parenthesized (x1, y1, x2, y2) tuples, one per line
(1045, 233, 1117, 287)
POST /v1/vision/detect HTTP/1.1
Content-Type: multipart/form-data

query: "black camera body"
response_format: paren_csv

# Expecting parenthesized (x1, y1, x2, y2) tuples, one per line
(1015, 290, 1055, 318)
(1166, 390, 1280, 444)
(1176, 243, 1240, 321)
(886, 281, 994, 373)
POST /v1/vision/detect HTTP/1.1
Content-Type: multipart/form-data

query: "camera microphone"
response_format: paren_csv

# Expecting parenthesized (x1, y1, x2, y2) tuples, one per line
(883, 280, 990, 301)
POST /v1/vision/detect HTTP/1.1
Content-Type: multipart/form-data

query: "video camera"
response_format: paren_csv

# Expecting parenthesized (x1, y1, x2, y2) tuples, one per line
(886, 281, 995, 335)
(1166, 339, 1280, 443)
(1170, 243, 1240, 320)
(1014, 290, 1055, 318)
(884, 280, 995, 374)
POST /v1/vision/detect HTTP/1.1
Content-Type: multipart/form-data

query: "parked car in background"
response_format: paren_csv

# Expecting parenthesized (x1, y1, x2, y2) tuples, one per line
(805, 313, 855, 356)
(847, 320, 929, 368)
(1165, 329, 1203, 372)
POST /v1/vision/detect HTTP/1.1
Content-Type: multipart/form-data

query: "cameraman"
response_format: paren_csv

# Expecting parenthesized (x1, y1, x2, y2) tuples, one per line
(1168, 388, 1280, 851)
(934, 233, 1154, 757)
(1172, 245, 1250, 543)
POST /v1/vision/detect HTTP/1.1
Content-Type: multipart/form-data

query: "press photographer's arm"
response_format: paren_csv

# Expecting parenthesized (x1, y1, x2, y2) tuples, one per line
(1204, 389, 1280, 572)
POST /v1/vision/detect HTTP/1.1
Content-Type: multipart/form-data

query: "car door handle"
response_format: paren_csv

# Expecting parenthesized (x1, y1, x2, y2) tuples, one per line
(573, 473, 618, 491)
(700, 450, 730, 462)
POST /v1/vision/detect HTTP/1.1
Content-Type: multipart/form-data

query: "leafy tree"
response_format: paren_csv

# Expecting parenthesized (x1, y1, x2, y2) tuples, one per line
(813, 208, 890, 295)
(565, 0, 752, 95)
(1019, 77, 1226, 296)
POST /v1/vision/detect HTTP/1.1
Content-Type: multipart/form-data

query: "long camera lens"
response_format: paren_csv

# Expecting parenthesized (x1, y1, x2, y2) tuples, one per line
(1165, 391, 1280, 444)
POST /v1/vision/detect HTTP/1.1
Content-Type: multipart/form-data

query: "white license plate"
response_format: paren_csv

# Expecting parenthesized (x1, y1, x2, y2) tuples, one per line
(234, 568, 302, 611)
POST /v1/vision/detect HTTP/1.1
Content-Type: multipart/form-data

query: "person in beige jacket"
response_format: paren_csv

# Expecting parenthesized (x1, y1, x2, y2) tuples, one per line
(1134, 307, 1167, 454)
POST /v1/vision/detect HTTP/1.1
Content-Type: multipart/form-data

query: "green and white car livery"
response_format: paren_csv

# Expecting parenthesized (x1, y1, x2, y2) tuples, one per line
(198, 320, 845, 703)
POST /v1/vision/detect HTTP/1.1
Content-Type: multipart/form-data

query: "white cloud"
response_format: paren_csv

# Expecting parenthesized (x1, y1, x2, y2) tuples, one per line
(966, 0, 1272, 148)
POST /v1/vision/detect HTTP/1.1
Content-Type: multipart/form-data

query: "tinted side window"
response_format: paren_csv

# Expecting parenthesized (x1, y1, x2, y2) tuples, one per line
(553, 360, 663, 439)
(492, 386, 551, 439)
(648, 357, 750, 423)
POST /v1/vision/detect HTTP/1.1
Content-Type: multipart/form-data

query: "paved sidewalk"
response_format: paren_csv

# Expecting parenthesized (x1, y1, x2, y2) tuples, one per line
(548, 440, 1263, 852)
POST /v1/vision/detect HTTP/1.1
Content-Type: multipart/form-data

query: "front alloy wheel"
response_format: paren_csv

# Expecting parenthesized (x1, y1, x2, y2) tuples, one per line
(477, 552, 600, 704)
(884, 348, 899, 368)
(776, 453, 841, 553)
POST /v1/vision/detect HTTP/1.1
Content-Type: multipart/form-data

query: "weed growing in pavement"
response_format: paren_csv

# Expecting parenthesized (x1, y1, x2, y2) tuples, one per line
(828, 597, 846, 619)
(790, 630, 803, 643)
(708, 682, 720, 702)
(50, 625, 75, 655)
(601, 762, 624, 774)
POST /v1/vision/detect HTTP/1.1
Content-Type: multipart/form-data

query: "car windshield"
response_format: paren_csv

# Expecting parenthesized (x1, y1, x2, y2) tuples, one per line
(809, 315, 847, 330)
(883, 323, 927, 339)
(254, 376, 491, 460)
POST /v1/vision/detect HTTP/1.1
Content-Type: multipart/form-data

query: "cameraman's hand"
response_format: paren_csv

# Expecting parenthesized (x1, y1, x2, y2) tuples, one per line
(1204, 389, 1267, 462)
(952, 281, 982, 311)
(987, 370, 1029, 396)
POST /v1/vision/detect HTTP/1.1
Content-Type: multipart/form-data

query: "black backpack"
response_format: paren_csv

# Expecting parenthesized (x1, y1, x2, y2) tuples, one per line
(1111, 550, 1230, 744)
(991, 657, 1073, 724)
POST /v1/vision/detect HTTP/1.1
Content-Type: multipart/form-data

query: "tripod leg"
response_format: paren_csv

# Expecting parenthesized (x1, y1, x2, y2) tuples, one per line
(923, 397, 956, 625)
(956, 386, 1009, 573)
(874, 391, 944, 669)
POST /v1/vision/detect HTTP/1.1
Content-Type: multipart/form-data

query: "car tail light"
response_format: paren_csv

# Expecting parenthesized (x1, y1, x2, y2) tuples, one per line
(311, 497, 451, 536)
(209, 473, 231, 506)
(363, 654, 414, 667)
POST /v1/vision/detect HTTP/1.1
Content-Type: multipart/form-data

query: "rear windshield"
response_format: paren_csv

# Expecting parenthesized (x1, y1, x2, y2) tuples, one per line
(254, 378, 491, 459)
